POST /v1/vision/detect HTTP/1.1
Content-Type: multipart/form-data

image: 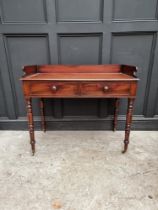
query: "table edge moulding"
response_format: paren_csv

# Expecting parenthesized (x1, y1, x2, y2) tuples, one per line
(20, 64, 139, 155)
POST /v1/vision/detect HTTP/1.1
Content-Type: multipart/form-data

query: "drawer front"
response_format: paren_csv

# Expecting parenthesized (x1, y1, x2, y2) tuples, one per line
(29, 81, 79, 97)
(25, 81, 132, 97)
(81, 82, 131, 97)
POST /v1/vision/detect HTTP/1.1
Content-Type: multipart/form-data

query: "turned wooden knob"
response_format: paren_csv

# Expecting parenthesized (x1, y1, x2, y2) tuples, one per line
(51, 85, 57, 91)
(103, 86, 109, 91)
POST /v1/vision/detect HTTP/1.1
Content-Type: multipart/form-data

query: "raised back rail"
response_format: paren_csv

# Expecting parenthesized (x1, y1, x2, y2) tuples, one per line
(22, 64, 138, 78)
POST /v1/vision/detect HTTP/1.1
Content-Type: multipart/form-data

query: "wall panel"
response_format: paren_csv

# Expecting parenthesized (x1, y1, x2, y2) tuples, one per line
(58, 34, 102, 64)
(113, 0, 158, 20)
(111, 33, 154, 115)
(56, 0, 103, 22)
(1, 0, 47, 23)
(0, 77, 6, 117)
(4, 35, 50, 117)
(0, 0, 158, 129)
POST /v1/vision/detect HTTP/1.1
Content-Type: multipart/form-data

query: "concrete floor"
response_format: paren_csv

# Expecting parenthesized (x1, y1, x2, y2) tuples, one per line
(0, 131, 158, 210)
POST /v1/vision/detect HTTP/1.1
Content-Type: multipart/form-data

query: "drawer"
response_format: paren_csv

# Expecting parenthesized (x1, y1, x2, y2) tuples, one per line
(25, 81, 132, 97)
(81, 82, 131, 97)
(29, 81, 79, 97)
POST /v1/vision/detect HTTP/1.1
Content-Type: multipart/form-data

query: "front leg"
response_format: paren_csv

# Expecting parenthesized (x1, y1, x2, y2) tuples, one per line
(26, 98, 35, 155)
(122, 98, 135, 153)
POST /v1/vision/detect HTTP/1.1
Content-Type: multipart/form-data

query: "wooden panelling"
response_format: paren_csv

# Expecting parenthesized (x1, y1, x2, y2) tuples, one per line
(0, 0, 47, 23)
(113, 0, 158, 20)
(111, 33, 154, 115)
(0, 77, 6, 117)
(0, 0, 158, 129)
(4, 35, 50, 117)
(156, 97, 158, 114)
(58, 34, 102, 64)
(63, 99, 99, 116)
(56, 0, 103, 22)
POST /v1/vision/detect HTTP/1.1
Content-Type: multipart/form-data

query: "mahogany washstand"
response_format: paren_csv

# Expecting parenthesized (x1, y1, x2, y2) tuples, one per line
(20, 64, 139, 155)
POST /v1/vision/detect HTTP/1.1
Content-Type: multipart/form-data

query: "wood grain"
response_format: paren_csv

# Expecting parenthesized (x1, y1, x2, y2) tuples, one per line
(21, 64, 138, 154)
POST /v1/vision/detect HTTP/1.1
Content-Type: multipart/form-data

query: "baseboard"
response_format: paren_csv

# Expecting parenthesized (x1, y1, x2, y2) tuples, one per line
(0, 115, 158, 130)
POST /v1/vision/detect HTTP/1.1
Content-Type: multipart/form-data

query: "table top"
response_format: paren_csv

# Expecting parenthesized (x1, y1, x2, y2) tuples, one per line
(21, 72, 138, 81)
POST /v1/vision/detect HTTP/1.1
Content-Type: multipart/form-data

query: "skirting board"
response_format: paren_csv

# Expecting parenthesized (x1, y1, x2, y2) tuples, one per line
(0, 115, 158, 130)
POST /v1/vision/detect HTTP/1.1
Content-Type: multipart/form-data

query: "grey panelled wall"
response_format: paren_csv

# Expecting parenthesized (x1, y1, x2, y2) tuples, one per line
(0, 0, 158, 130)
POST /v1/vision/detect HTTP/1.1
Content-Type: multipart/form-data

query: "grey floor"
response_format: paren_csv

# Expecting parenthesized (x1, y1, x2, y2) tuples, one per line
(0, 131, 158, 210)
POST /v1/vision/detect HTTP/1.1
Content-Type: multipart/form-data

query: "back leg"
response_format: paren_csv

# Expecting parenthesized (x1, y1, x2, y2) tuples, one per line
(40, 98, 46, 132)
(113, 98, 120, 131)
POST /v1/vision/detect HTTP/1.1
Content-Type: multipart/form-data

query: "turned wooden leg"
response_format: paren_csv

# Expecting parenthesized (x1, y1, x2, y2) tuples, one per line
(122, 98, 135, 153)
(40, 98, 46, 132)
(113, 98, 120, 131)
(26, 98, 35, 155)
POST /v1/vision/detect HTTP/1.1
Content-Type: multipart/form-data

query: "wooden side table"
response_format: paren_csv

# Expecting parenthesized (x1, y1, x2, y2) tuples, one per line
(20, 64, 139, 155)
